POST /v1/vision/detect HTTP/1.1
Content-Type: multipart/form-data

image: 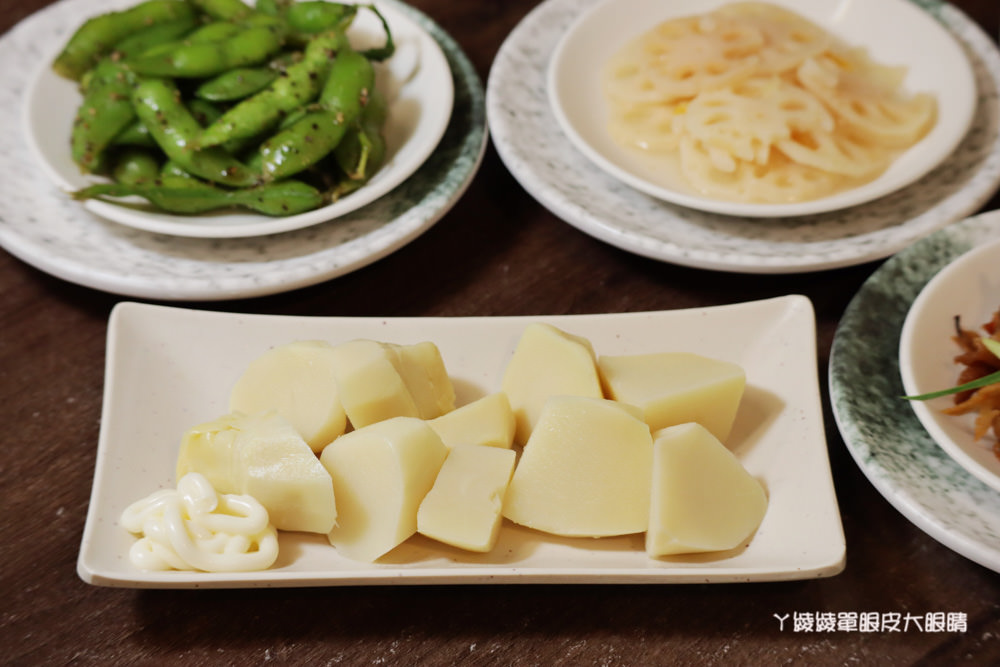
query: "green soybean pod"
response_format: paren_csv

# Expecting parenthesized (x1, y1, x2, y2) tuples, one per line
(240, 12, 291, 31)
(53, 0, 198, 81)
(159, 159, 197, 179)
(112, 148, 162, 185)
(283, 3, 356, 48)
(334, 87, 388, 182)
(255, 0, 291, 16)
(73, 179, 324, 215)
(187, 98, 225, 127)
(275, 105, 310, 131)
(317, 47, 375, 122)
(109, 15, 200, 60)
(231, 180, 325, 215)
(189, 0, 253, 22)
(197, 31, 342, 147)
(110, 119, 157, 148)
(257, 110, 349, 181)
(71, 59, 137, 172)
(254, 45, 375, 181)
(133, 21, 247, 65)
(125, 21, 246, 62)
(131, 77, 257, 187)
(188, 98, 258, 155)
(194, 50, 301, 103)
(194, 66, 281, 102)
(127, 25, 284, 78)
(157, 159, 221, 188)
(184, 21, 245, 44)
(111, 98, 228, 148)
(363, 83, 390, 128)
(329, 131, 382, 199)
(286, 2, 357, 35)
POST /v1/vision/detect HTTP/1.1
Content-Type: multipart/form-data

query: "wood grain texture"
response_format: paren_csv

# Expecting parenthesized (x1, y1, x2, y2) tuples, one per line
(2, 1, 1000, 665)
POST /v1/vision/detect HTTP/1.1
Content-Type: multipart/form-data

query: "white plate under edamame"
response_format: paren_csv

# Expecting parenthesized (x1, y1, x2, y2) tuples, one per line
(24, 0, 454, 239)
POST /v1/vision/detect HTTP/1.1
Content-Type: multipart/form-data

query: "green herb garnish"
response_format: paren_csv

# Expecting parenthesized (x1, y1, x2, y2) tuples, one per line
(904, 337, 1000, 401)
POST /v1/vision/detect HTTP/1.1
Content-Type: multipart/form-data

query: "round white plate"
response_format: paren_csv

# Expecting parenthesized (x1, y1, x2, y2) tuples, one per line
(547, 0, 976, 218)
(899, 238, 1000, 493)
(23, 0, 454, 239)
(487, 0, 1000, 273)
(830, 209, 1000, 574)
(0, 0, 486, 300)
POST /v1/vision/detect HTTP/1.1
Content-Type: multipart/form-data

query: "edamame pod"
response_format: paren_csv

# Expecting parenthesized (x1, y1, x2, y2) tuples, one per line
(129, 22, 245, 61)
(317, 46, 375, 121)
(334, 87, 387, 183)
(257, 110, 349, 181)
(330, 128, 382, 198)
(255, 0, 291, 17)
(255, 45, 375, 180)
(53, 0, 197, 80)
(111, 98, 223, 148)
(195, 50, 302, 102)
(71, 59, 137, 172)
(189, 0, 252, 22)
(197, 31, 344, 147)
(286, 2, 357, 36)
(194, 65, 281, 102)
(131, 77, 257, 187)
(112, 148, 162, 185)
(182, 21, 245, 44)
(330, 88, 388, 199)
(187, 97, 224, 126)
(111, 119, 157, 148)
(72, 179, 324, 215)
(161, 159, 196, 175)
(127, 25, 285, 78)
(110, 16, 200, 60)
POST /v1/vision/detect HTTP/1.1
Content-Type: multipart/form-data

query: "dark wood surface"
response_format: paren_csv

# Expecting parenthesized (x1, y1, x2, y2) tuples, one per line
(3, 1, 1000, 665)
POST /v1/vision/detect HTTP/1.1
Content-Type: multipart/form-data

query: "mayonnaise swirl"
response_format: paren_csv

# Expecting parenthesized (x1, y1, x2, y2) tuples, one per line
(120, 472, 279, 572)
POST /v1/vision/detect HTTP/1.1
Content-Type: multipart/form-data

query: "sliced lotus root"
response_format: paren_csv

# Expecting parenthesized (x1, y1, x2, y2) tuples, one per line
(796, 48, 937, 148)
(713, 3, 832, 75)
(604, 13, 767, 106)
(675, 75, 835, 167)
(678, 135, 847, 203)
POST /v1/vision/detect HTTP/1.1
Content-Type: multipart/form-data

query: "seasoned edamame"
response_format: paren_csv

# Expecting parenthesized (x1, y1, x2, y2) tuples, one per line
(71, 59, 137, 172)
(55, 0, 397, 217)
(131, 78, 258, 186)
(53, 0, 197, 80)
(256, 44, 374, 180)
(197, 30, 345, 147)
(74, 178, 325, 215)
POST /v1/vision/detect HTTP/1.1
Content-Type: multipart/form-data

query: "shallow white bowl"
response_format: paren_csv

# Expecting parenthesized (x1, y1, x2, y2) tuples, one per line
(23, 0, 453, 238)
(548, 0, 977, 218)
(899, 238, 1000, 493)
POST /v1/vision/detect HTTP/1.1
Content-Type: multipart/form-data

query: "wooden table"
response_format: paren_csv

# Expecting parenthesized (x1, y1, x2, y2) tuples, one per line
(3, 1, 1000, 665)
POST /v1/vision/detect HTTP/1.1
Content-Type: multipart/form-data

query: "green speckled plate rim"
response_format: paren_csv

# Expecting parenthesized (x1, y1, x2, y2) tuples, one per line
(487, 0, 1000, 273)
(0, 0, 487, 300)
(829, 209, 1000, 573)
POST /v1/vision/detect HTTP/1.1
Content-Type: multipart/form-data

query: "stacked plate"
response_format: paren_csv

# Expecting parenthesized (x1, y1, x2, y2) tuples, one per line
(0, 0, 489, 299)
(831, 212, 1000, 573)
(487, 0, 1000, 273)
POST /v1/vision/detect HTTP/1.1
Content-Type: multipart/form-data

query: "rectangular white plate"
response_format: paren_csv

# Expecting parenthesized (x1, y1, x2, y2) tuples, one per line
(78, 296, 845, 588)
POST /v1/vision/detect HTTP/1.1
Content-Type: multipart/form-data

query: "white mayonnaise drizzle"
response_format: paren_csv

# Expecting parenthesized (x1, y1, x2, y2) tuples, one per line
(120, 472, 279, 572)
